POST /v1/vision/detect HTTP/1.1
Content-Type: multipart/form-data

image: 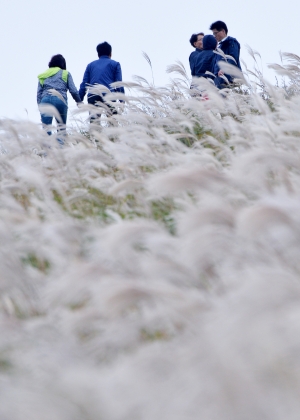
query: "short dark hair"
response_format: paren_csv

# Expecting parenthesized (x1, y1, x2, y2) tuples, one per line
(209, 21, 228, 35)
(48, 54, 66, 70)
(189, 32, 204, 47)
(96, 42, 112, 57)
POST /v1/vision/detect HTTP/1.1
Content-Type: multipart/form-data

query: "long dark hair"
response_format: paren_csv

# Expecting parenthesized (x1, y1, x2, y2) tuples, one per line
(48, 54, 66, 70)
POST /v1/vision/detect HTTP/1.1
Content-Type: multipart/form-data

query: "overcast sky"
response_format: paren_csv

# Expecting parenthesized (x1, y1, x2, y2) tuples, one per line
(0, 0, 298, 123)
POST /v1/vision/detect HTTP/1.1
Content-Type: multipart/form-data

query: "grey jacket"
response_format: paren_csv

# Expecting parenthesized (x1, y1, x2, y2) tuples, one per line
(37, 70, 81, 104)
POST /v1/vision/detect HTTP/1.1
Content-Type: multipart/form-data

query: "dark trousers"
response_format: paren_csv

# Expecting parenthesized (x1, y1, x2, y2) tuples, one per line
(214, 75, 234, 90)
(87, 94, 117, 122)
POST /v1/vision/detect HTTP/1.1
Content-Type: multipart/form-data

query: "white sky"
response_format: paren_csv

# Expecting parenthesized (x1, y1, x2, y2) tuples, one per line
(0, 0, 298, 123)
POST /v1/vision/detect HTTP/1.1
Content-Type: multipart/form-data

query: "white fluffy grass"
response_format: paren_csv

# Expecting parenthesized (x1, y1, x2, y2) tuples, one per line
(1, 56, 300, 419)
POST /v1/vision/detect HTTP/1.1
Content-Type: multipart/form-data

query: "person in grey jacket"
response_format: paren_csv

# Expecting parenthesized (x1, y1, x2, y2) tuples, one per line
(37, 54, 82, 143)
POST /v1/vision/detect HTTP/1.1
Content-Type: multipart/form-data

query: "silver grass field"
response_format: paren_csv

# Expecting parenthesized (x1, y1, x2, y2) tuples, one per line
(1, 52, 300, 419)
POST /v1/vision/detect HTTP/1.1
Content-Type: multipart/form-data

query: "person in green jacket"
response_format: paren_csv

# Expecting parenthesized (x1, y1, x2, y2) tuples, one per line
(37, 54, 82, 144)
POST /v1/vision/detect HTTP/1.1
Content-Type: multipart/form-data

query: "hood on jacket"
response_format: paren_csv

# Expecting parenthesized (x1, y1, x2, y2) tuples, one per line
(38, 67, 68, 86)
(202, 35, 217, 51)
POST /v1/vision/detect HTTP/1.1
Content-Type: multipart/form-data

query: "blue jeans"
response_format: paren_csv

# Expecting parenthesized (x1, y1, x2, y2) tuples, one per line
(40, 95, 68, 145)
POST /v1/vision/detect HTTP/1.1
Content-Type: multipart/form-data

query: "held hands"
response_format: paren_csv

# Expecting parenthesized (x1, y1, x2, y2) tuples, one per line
(218, 70, 224, 76)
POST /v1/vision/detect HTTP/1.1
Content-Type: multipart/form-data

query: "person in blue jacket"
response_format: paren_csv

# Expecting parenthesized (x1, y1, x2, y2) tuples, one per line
(209, 20, 241, 89)
(189, 32, 204, 76)
(79, 42, 125, 118)
(37, 54, 82, 143)
(193, 35, 217, 79)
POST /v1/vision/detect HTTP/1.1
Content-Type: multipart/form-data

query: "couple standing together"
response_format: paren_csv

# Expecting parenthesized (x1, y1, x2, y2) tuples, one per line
(189, 20, 241, 89)
(37, 41, 124, 143)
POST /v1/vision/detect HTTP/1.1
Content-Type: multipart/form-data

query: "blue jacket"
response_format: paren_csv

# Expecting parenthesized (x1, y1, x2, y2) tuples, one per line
(193, 35, 217, 78)
(214, 36, 241, 75)
(189, 48, 202, 76)
(79, 56, 125, 101)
